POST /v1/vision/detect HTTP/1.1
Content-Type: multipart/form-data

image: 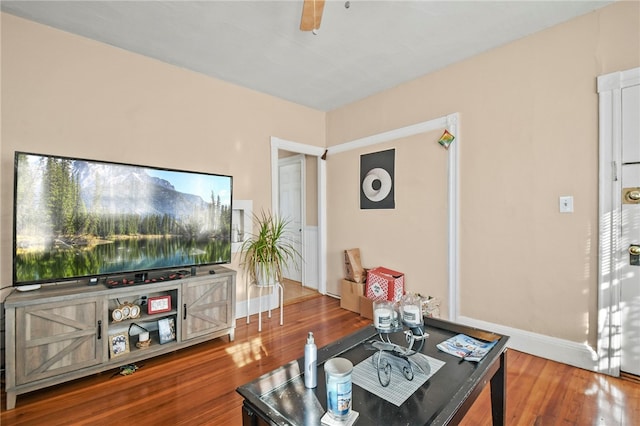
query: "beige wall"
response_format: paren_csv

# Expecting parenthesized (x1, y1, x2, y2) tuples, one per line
(327, 130, 449, 305)
(326, 2, 639, 346)
(0, 13, 326, 302)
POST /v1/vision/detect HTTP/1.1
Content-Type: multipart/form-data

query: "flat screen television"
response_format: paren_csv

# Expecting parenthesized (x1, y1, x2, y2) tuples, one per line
(13, 151, 233, 286)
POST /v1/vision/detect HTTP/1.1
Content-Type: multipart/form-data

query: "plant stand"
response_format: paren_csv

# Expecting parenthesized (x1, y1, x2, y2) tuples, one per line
(246, 278, 284, 332)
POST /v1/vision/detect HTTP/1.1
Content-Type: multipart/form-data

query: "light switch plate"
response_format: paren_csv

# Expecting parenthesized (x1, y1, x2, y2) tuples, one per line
(559, 196, 574, 213)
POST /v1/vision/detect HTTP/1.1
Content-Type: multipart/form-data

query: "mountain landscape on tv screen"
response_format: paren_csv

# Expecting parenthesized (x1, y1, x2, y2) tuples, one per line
(14, 153, 232, 284)
(73, 160, 220, 229)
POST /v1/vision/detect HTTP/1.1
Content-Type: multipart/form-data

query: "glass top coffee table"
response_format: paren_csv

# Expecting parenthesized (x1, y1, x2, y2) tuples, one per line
(237, 317, 509, 426)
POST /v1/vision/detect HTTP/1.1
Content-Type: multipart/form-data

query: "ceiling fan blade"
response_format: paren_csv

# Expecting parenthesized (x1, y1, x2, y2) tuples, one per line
(300, 0, 325, 31)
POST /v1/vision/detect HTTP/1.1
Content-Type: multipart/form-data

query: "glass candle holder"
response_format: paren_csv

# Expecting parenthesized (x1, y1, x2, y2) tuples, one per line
(373, 300, 393, 330)
(401, 293, 423, 326)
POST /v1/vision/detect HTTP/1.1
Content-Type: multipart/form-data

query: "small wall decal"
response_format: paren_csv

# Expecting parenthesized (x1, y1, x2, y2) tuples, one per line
(438, 130, 455, 149)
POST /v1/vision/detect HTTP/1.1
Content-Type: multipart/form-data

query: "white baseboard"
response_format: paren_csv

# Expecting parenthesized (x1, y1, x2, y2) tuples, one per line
(236, 291, 280, 320)
(457, 316, 600, 372)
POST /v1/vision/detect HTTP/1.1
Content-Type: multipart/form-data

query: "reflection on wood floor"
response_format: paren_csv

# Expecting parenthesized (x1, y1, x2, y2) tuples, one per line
(460, 349, 640, 425)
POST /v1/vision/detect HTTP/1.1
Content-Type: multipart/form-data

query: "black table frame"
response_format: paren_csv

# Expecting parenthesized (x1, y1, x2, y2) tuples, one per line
(237, 317, 509, 426)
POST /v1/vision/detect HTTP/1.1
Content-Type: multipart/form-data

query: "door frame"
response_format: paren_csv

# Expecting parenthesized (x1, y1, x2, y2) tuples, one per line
(597, 67, 640, 376)
(271, 137, 326, 294)
(278, 154, 305, 283)
(272, 111, 460, 318)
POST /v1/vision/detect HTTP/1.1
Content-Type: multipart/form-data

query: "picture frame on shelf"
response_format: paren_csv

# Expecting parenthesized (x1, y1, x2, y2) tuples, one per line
(129, 303, 141, 319)
(109, 332, 130, 358)
(148, 295, 172, 315)
(121, 304, 131, 319)
(111, 308, 124, 322)
(112, 302, 141, 322)
(158, 317, 176, 344)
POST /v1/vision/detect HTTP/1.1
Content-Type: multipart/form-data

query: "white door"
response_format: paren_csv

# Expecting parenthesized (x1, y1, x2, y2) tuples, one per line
(620, 84, 640, 376)
(279, 156, 303, 283)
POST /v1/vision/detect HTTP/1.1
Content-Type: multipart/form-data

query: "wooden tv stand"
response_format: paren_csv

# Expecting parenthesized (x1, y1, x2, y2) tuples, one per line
(3, 266, 236, 410)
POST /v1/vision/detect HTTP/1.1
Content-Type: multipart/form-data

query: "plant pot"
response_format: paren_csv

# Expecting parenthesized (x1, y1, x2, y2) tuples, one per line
(255, 262, 278, 287)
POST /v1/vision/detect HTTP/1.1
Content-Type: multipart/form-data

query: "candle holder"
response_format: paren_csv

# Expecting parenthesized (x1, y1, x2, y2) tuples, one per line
(128, 323, 151, 349)
(400, 293, 423, 327)
(368, 295, 429, 387)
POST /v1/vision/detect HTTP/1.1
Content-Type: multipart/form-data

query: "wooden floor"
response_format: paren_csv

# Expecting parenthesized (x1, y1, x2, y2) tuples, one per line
(282, 278, 319, 305)
(2, 296, 639, 425)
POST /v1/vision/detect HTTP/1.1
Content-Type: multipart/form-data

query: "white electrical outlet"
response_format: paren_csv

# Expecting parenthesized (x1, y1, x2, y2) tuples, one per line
(559, 196, 574, 213)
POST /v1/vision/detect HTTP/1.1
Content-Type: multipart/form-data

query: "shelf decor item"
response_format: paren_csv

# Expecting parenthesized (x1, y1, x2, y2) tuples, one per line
(128, 303, 141, 319)
(121, 304, 131, 318)
(129, 323, 151, 349)
(111, 308, 124, 322)
(238, 210, 300, 287)
(112, 301, 142, 322)
(148, 295, 172, 315)
(109, 332, 130, 358)
(158, 317, 176, 344)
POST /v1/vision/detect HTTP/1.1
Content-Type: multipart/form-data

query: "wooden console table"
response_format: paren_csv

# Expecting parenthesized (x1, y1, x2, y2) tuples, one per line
(237, 317, 509, 425)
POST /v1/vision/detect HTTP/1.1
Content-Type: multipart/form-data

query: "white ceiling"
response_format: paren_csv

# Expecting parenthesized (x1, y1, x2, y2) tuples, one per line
(2, 0, 613, 111)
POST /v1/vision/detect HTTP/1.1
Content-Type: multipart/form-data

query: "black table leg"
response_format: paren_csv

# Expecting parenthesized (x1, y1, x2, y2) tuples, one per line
(490, 350, 507, 426)
(242, 401, 271, 426)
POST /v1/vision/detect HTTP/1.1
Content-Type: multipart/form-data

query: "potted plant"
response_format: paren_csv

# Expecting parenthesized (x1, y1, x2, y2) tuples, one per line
(239, 210, 300, 286)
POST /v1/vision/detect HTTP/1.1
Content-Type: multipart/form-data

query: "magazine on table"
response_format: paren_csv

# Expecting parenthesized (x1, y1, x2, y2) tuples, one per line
(436, 333, 497, 362)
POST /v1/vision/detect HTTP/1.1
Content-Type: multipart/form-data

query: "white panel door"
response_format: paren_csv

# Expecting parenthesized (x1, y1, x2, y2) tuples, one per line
(620, 84, 640, 376)
(279, 157, 303, 282)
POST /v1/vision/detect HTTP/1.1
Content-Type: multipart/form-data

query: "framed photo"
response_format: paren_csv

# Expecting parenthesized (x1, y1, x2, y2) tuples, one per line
(129, 303, 141, 319)
(121, 304, 131, 319)
(109, 333, 130, 358)
(111, 308, 124, 322)
(360, 148, 395, 210)
(148, 295, 172, 315)
(158, 317, 176, 344)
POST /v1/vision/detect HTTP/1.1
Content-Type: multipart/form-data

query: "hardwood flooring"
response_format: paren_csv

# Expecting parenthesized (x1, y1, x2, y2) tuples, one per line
(461, 350, 640, 426)
(2, 296, 638, 425)
(282, 278, 319, 306)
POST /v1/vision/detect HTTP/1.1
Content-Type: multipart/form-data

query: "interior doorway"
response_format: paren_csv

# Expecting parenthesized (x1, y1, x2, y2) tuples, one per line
(270, 137, 326, 295)
(278, 154, 304, 283)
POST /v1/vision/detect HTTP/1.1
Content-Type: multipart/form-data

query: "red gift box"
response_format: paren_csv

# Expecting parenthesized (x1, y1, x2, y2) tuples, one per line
(366, 267, 405, 302)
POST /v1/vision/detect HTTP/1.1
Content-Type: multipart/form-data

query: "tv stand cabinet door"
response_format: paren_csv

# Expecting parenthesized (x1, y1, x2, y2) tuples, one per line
(15, 296, 104, 385)
(182, 275, 235, 341)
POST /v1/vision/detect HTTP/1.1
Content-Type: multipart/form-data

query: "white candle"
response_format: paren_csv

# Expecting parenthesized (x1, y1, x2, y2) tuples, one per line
(139, 331, 150, 342)
(403, 305, 421, 325)
(374, 307, 392, 329)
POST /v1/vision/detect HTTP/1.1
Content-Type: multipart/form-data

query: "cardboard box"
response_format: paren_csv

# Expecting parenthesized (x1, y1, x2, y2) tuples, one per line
(366, 267, 405, 302)
(359, 295, 374, 320)
(344, 248, 366, 283)
(340, 279, 365, 313)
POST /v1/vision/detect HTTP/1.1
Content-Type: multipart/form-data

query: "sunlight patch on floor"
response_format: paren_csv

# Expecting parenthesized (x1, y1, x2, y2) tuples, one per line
(225, 337, 266, 368)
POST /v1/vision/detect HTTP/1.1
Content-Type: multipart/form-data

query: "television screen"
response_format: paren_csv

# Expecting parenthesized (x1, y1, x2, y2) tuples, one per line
(13, 152, 233, 286)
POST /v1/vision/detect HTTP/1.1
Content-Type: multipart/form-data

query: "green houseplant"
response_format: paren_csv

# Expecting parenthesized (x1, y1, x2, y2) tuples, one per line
(239, 210, 300, 286)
